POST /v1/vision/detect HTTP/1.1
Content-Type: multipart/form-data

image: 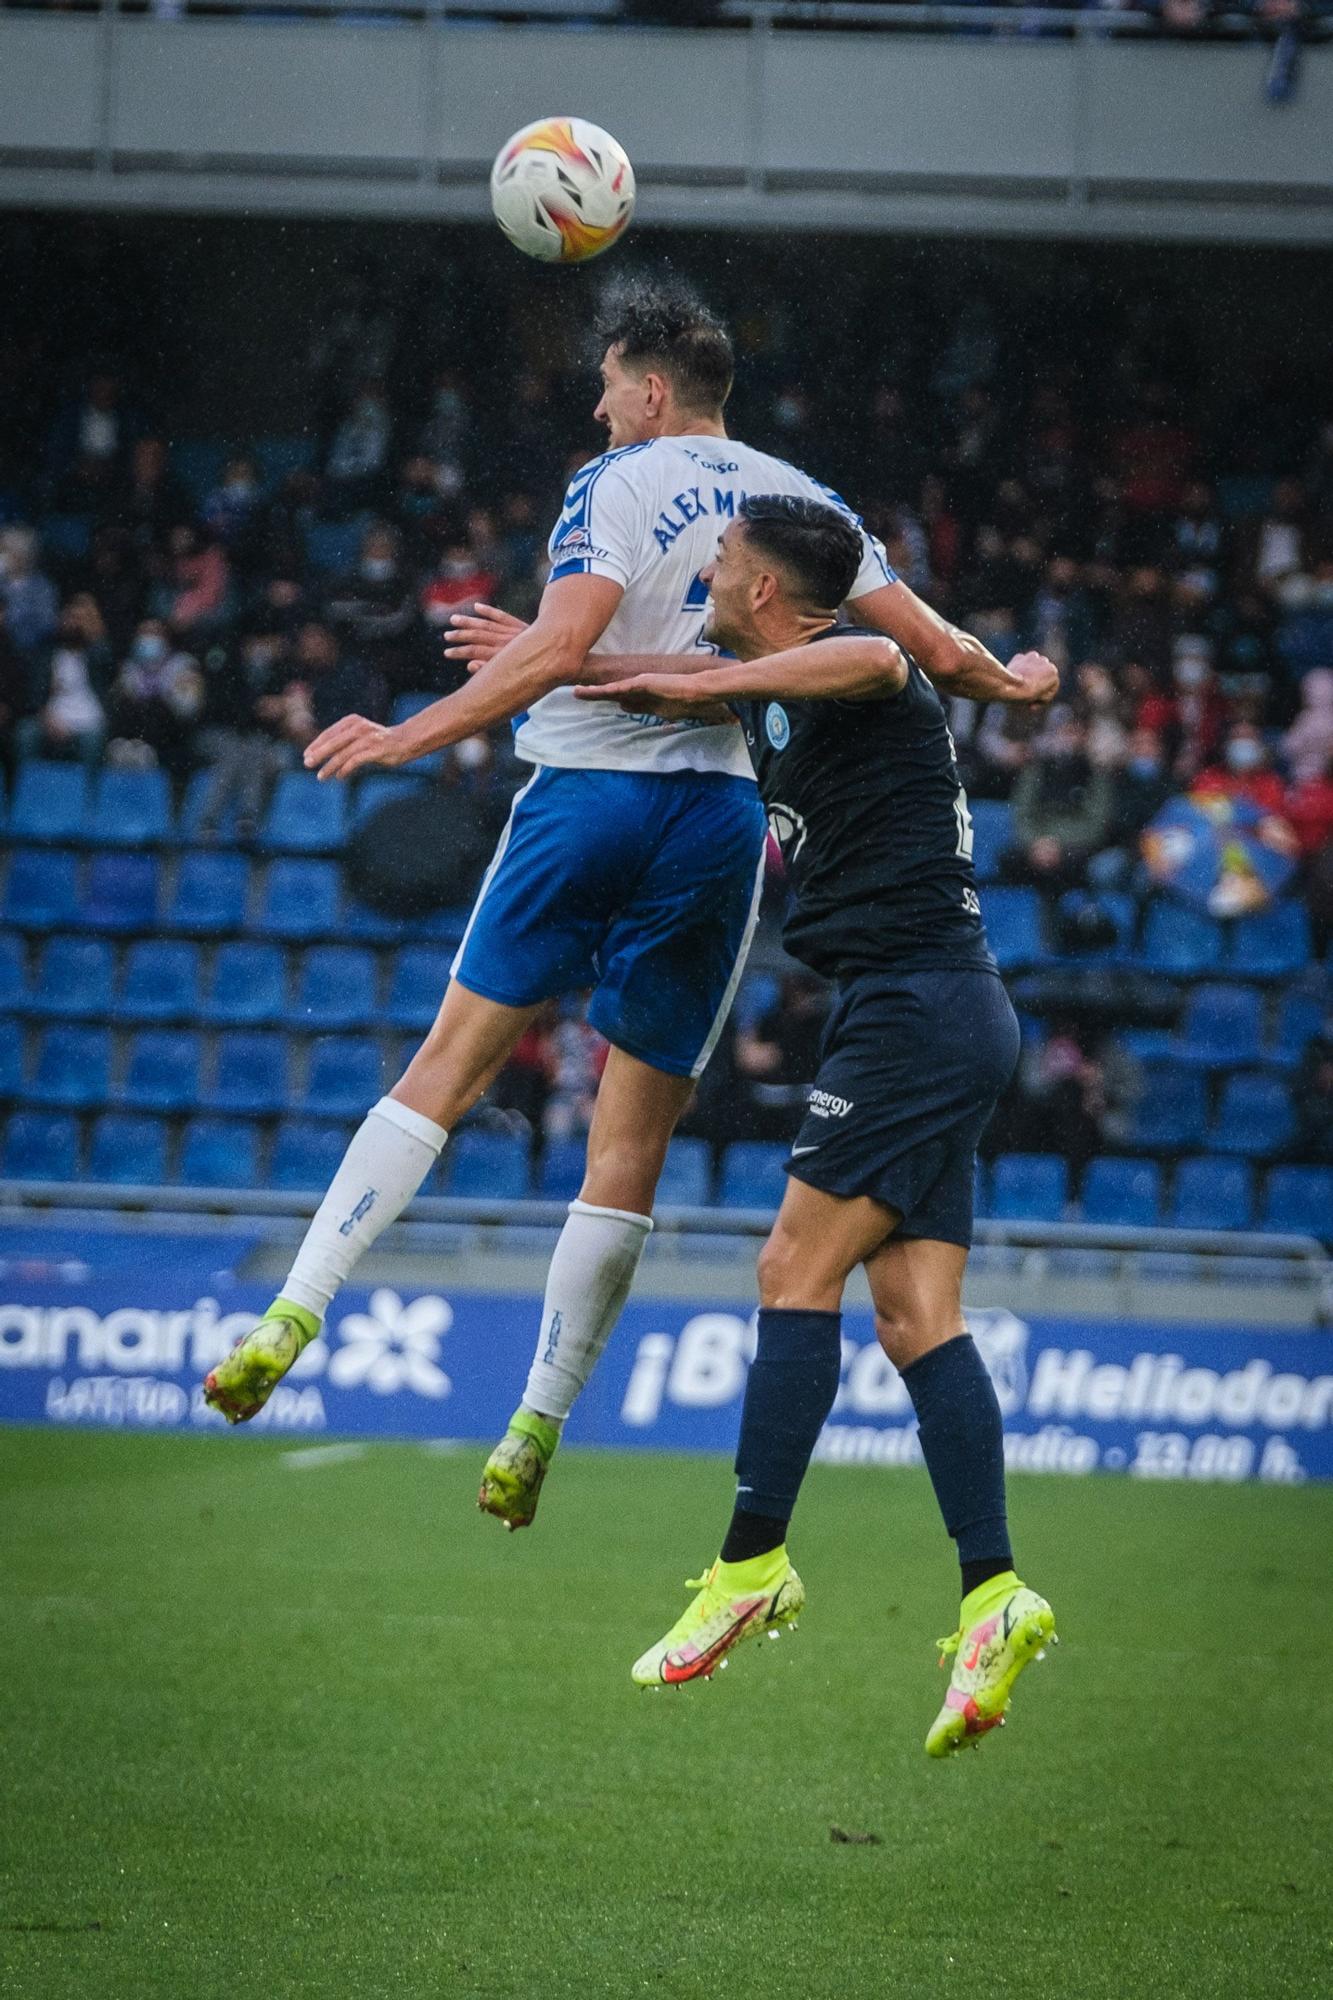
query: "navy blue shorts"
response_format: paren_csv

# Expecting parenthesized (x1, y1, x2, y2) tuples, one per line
(785, 966, 1020, 1248)
(452, 765, 767, 1079)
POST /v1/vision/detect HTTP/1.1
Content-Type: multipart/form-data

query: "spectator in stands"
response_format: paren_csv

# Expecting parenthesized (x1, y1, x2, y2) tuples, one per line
(734, 973, 830, 1141)
(1112, 383, 1195, 520)
(85, 525, 147, 655)
(108, 617, 204, 780)
(291, 618, 383, 735)
(1246, 477, 1312, 592)
(45, 371, 133, 507)
(22, 593, 112, 770)
(324, 523, 417, 691)
(490, 1003, 560, 1160)
(1091, 727, 1175, 887)
(1193, 722, 1289, 815)
(202, 455, 263, 557)
(1107, 564, 1174, 678)
(196, 623, 295, 841)
(1170, 480, 1225, 596)
(1285, 668, 1333, 785)
(972, 698, 1042, 799)
(0, 599, 29, 792)
(1290, 1024, 1333, 1165)
(416, 370, 471, 482)
(325, 380, 393, 511)
(1139, 637, 1228, 783)
(0, 527, 59, 661)
(420, 534, 498, 635)
(1001, 708, 1116, 891)
(1286, 744, 1333, 859)
(543, 1003, 609, 1142)
(118, 436, 191, 561)
(155, 523, 230, 639)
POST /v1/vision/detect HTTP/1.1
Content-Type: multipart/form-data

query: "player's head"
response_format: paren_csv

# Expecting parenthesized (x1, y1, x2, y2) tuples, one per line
(593, 279, 734, 446)
(702, 494, 862, 651)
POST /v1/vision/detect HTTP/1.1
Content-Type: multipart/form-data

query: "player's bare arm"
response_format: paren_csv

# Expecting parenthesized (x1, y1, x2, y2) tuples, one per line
(446, 606, 727, 689)
(578, 634, 908, 720)
(305, 575, 623, 780)
(849, 578, 1059, 707)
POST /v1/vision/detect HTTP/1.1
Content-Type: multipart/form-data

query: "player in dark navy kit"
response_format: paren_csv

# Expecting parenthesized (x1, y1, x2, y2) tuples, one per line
(580, 495, 1059, 1754)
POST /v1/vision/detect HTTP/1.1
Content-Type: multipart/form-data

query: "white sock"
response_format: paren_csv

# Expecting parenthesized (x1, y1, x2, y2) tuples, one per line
(282, 1096, 448, 1319)
(522, 1199, 653, 1421)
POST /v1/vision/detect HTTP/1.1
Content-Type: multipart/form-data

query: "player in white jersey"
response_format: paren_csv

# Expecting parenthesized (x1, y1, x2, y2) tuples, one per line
(202, 283, 1057, 1524)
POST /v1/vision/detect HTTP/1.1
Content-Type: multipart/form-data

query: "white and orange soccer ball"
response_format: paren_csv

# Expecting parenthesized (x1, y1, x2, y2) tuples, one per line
(490, 117, 635, 264)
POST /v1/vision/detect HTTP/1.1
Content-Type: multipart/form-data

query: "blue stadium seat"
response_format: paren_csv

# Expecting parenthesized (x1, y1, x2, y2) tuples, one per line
(76, 852, 159, 934)
(340, 897, 414, 944)
(162, 852, 250, 935)
(2, 850, 81, 932)
(989, 1153, 1068, 1222)
(1168, 1157, 1254, 1231)
(1260, 1166, 1333, 1240)
(1079, 1157, 1163, 1228)
(300, 1035, 385, 1118)
(352, 773, 426, 827)
(1207, 1072, 1296, 1159)
(1122, 1059, 1208, 1153)
(412, 904, 473, 946)
(87, 1113, 169, 1187)
(119, 941, 202, 1024)
(205, 1031, 290, 1116)
(177, 1118, 258, 1189)
(38, 513, 93, 563)
(199, 941, 287, 1026)
(655, 1136, 712, 1206)
(122, 1030, 202, 1114)
(25, 937, 114, 1020)
(0, 933, 24, 1013)
(718, 1140, 789, 1209)
(443, 1129, 530, 1201)
(171, 439, 227, 500)
(1174, 984, 1262, 1071)
(1056, 890, 1137, 960)
(972, 1157, 990, 1219)
(270, 1120, 353, 1192)
(967, 799, 1012, 884)
(304, 516, 370, 574)
(256, 859, 339, 940)
(385, 946, 451, 1032)
(1227, 903, 1313, 981)
(178, 769, 243, 846)
(253, 434, 316, 486)
(86, 767, 172, 847)
(979, 887, 1047, 972)
(0, 1019, 23, 1099)
(732, 972, 780, 1034)
(1133, 901, 1224, 978)
(7, 761, 87, 843)
(257, 772, 349, 855)
(2, 1112, 80, 1182)
(26, 1025, 110, 1109)
(1264, 988, 1329, 1072)
(537, 1137, 588, 1201)
(287, 946, 377, 1031)
(388, 695, 446, 775)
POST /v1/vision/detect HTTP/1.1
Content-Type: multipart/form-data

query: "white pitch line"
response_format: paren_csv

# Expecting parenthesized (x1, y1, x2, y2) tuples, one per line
(280, 1444, 367, 1471)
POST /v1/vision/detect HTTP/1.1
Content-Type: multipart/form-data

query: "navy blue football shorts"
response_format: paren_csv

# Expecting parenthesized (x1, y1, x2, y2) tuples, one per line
(451, 764, 767, 1079)
(785, 965, 1020, 1248)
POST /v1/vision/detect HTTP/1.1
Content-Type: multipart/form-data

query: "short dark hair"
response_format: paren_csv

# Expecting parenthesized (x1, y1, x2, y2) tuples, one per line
(739, 494, 863, 612)
(595, 278, 734, 415)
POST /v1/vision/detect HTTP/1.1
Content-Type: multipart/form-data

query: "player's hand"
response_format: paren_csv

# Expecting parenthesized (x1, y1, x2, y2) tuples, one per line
(576, 675, 727, 722)
(1005, 652, 1060, 708)
(445, 603, 527, 672)
(304, 714, 408, 781)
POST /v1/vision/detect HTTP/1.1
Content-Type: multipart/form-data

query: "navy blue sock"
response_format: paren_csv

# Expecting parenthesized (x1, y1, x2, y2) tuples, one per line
(726, 1309, 843, 1550)
(901, 1334, 1013, 1579)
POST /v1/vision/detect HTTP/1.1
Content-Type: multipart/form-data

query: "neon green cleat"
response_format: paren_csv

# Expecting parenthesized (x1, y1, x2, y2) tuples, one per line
(202, 1298, 320, 1425)
(631, 1548, 804, 1688)
(477, 1407, 561, 1530)
(925, 1571, 1056, 1758)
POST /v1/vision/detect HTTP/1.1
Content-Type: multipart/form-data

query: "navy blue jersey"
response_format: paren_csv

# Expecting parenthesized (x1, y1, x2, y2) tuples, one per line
(730, 625, 994, 980)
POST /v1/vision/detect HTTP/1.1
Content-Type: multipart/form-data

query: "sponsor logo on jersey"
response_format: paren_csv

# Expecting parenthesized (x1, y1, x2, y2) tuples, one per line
(807, 1088, 853, 1120)
(765, 702, 791, 750)
(552, 525, 611, 562)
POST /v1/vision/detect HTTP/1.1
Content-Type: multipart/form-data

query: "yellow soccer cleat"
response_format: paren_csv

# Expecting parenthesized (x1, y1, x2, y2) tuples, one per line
(477, 1407, 561, 1530)
(925, 1570, 1056, 1758)
(203, 1299, 320, 1424)
(631, 1548, 804, 1688)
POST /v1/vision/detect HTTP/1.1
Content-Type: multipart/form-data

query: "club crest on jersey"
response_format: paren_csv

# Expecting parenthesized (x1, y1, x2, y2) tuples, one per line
(765, 702, 791, 750)
(552, 525, 610, 561)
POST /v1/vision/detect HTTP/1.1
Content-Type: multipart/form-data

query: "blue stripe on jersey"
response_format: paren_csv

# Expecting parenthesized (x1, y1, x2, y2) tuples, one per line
(554, 439, 654, 540)
(550, 557, 594, 580)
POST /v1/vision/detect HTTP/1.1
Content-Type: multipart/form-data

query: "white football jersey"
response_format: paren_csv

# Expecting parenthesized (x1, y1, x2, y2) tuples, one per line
(514, 435, 896, 777)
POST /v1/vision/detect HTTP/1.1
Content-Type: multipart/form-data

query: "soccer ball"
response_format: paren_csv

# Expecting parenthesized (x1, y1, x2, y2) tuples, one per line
(490, 118, 635, 265)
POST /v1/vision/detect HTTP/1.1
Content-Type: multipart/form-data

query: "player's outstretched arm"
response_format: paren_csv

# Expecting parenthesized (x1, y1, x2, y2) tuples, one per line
(848, 579, 1059, 707)
(577, 635, 908, 719)
(304, 575, 622, 780)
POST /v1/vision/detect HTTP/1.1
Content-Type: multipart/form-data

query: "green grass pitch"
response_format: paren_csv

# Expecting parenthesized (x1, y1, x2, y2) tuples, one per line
(2, 1428, 1330, 2000)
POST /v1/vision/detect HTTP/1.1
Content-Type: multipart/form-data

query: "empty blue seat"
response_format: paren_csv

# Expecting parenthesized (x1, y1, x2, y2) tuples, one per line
(2, 1112, 80, 1182)
(122, 1030, 202, 1114)
(1079, 1157, 1163, 1228)
(76, 852, 158, 933)
(989, 1153, 1068, 1222)
(718, 1140, 789, 1209)
(254, 434, 315, 485)
(25, 937, 114, 1020)
(270, 1120, 353, 1191)
(7, 761, 87, 842)
(304, 517, 369, 574)
(256, 860, 339, 940)
(980, 887, 1047, 972)
(2, 849, 80, 931)
(258, 772, 349, 855)
(119, 941, 201, 1024)
(537, 1137, 588, 1201)
(352, 774, 426, 827)
(200, 941, 286, 1025)
(1207, 1072, 1296, 1159)
(205, 1031, 290, 1116)
(26, 1025, 110, 1109)
(287, 947, 377, 1031)
(0, 1019, 22, 1099)
(1227, 903, 1312, 981)
(1168, 1157, 1254, 1232)
(413, 904, 472, 946)
(1261, 1166, 1333, 1240)
(87, 1113, 169, 1186)
(968, 799, 1012, 884)
(178, 768, 243, 846)
(340, 897, 414, 944)
(1264, 988, 1328, 1072)
(86, 767, 172, 847)
(385, 946, 450, 1032)
(171, 439, 227, 500)
(162, 852, 250, 935)
(1174, 984, 1263, 1071)
(443, 1129, 530, 1201)
(655, 1137, 712, 1207)
(177, 1118, 258, 1189)
(300, 1035, 385, 1118)
(1134, 901, 1224, 978)
(1123, 1059, 1208, 1153)
(388, 694, 445, 774)
(0, 934, 24, 1013)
